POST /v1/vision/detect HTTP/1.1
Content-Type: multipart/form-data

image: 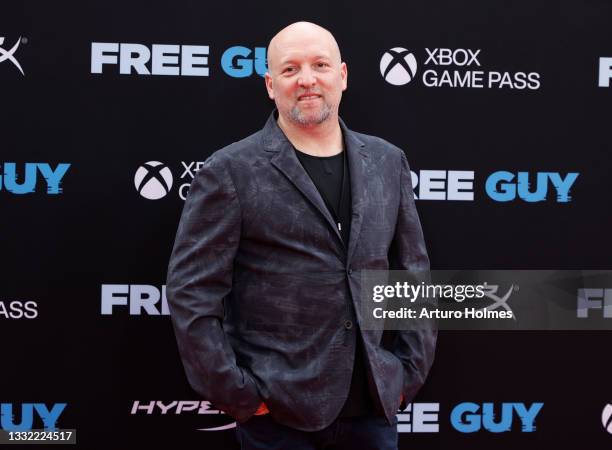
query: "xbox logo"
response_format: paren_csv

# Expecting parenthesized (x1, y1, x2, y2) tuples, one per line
(134, 161, 173, 200)
(0, 36, 25, 75)
(380, 47, 418, 86)
(603, 403, 612, 434)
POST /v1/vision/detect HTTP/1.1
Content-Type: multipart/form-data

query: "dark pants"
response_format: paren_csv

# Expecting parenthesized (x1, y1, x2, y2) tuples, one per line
(236, 414, 398, 450)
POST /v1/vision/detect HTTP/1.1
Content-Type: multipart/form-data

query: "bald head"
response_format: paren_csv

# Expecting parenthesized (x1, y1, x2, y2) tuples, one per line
(267, 22, 342, 74)
(264, 21, 347, 129)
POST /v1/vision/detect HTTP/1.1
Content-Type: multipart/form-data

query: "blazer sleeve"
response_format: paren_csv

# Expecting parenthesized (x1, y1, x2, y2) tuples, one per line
(166, 154, 261, 422)
(388, 149, 437, 403)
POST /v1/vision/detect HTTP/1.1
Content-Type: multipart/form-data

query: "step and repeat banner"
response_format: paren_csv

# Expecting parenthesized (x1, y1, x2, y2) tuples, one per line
(2, 0, 611, 448)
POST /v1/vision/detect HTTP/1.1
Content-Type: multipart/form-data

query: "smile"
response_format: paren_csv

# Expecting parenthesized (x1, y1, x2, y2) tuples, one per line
(298, 95, 321, 101)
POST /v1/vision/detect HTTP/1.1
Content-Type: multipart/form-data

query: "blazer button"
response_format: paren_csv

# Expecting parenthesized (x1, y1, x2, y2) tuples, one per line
(344, 320, 353, 330)
(348, 267, 353, 275)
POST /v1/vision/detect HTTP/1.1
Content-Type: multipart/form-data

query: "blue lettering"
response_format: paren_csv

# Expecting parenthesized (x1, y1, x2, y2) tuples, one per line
(0, 404, 34, 431)
(0, 403, 66, 431)
(485, 171, 516, 201)
(450, 402, 543, 433)
(253, 47, 267, 76)
(221, 46, 252, 78)
(2, 162, 37, 194)
(0, 163, 70, 195)
(517, 172, 548, 202)
(547, 172, 579, 202)
(481, 402, 513, 432)
(450, 402, 481, 432)
(37, 163, 71, 194)
(486, 171, 579, 202)
(221, 46, 267, 78)
(513, 402, 543, 432)
(33, 403, 66, 431)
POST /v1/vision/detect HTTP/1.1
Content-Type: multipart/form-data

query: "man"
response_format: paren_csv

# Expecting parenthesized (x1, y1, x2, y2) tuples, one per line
(166, 21, 435, 450)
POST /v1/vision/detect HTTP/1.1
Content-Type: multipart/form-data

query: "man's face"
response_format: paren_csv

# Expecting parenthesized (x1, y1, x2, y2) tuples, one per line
(265, 26, 347, 127)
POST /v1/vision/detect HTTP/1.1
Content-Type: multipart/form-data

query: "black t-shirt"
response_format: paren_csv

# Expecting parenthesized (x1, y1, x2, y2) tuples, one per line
(294, 149, 351, 245)
(294, 147, 374, 418)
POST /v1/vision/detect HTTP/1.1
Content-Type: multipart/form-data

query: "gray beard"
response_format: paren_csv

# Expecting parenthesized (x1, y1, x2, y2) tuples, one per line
(289, 102, 333, 126)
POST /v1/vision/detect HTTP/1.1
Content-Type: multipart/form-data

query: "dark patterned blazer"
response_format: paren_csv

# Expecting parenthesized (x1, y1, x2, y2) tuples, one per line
(166, 111, 436, 432)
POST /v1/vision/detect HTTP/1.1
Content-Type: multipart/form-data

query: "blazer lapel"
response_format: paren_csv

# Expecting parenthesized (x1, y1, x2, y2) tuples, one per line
(263, 114, 344, 245)
(341, 119, 368, 265)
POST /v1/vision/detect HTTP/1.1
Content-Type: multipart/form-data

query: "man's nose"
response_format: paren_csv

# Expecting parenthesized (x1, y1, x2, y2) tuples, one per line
(298, 67, 316, 88)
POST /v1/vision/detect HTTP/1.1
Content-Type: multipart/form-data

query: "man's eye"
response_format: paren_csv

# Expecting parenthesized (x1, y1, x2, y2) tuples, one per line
(316, 62, 329, 68)
(283, 67, 295, 73)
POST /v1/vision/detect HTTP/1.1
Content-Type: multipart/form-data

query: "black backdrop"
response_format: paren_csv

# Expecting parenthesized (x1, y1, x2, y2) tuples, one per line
(2, 0, 612, 448)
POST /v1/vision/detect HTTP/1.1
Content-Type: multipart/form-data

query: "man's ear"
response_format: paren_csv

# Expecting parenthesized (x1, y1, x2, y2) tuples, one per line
(265, 72, 275, 100)
(340, 62, 348, 91)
